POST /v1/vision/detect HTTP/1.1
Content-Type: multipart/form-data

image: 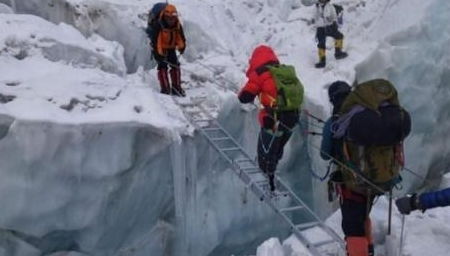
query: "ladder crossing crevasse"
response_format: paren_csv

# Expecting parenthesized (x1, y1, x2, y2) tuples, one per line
(174, 97, 345, 256)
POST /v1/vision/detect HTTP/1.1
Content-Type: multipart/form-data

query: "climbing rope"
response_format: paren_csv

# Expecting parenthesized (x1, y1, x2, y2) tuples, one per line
(399, 214, 406, 256)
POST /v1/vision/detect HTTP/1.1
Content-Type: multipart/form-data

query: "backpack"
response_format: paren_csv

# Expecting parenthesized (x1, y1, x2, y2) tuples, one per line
(267, 65, 304, 112)
(335, 79, 411, 193)
(146, 2, 167, 38)
(333, 4, 344, 25)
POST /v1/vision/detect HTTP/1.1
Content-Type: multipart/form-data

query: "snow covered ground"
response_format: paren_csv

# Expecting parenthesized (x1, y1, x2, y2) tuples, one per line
(257, 175, 450, 256)
(0, 0, 449, 255)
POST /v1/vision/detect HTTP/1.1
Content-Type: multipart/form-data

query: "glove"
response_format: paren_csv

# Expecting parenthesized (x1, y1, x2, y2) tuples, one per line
(179, 47, 185, 55)
(152, 51, 165, 62)
(395, 194, 419, 215)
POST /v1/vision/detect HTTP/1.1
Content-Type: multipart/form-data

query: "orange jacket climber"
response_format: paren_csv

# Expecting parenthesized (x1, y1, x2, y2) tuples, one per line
(153, 4, 186, 57)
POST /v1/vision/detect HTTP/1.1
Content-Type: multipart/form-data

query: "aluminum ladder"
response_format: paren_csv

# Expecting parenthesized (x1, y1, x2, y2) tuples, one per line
(175, 98, 345, 256)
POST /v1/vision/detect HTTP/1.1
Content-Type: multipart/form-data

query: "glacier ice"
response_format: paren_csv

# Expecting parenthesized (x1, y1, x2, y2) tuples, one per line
(0, 3, 12, 14)
(355, 0, 450, 192)
(0, 13, 126, 76)
(0, 104, 312, 256)
(3, 0, 152, 73)
(1, 0, 449, 256)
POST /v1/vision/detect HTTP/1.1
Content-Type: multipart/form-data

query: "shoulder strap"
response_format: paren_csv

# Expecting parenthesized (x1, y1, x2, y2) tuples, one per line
(255, 61, 280, 75)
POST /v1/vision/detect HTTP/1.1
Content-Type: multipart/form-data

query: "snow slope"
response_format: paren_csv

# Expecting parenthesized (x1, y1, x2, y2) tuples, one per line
(0, 0, 449, 256)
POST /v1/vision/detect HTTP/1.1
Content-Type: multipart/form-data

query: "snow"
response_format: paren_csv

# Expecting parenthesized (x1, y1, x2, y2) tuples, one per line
(0, 3, 12, 14)
(0, 0, 449, 255)
(257, 0, 450, 255)
(0, 14, 126, 75)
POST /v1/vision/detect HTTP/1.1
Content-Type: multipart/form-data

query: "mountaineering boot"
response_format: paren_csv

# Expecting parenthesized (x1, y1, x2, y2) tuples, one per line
(346, 237, 369, 256)
(157, 69, 170, 94)
(170, 68, 185, 97)
(368, 244, 374, 256)
(335, 39, 348, 59)
(315, 48, 326, 68)
(268, 173, 275, 192)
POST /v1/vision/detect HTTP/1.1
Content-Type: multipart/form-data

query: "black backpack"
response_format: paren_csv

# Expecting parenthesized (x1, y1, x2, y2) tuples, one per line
(145, 3, 167, 38)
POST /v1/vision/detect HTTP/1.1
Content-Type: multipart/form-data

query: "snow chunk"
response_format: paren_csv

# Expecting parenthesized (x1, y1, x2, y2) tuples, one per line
(0, 14, 126, 75)
(256, 238, 284, 256)
(0, 3, 12, 14)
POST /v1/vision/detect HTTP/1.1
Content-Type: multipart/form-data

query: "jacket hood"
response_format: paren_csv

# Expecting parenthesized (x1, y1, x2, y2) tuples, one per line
(246, 45, 279, 76)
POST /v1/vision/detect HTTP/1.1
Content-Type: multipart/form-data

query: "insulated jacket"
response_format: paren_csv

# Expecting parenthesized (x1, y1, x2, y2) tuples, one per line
(149, 4, 186, 56)
(419, 187, 450, 210)
(238, 45, 280, 128)
(314, 2, 337, 27)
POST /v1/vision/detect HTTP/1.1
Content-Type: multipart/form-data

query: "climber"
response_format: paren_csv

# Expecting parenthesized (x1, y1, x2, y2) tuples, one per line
(311, 0, 348, 68)
(320, 80, 411, 256)
(396, 187, 450, 214)
(238, 45, 304, 192)
(146, 3, 186, 96)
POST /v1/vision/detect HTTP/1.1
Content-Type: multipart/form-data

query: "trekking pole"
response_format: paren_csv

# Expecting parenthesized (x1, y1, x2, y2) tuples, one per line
(399, 215, 406, 256)
(402, 166, 428, 182)
(388, 189, 393, 235)
(303, 109, 326, 123)
(309, 142, 387, 195)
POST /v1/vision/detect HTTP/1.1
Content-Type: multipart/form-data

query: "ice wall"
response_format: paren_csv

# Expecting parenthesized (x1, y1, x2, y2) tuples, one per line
(0, 3, 12, 13)
(0, 115, 178, 256)
(355, 0, 450, 191)
(0, 14, 126, 76)
(1, 0, 151, 73)
(0, 102, 312, 256)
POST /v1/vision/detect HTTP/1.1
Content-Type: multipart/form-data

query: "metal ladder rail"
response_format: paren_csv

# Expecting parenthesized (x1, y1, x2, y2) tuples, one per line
(197, 120, 344, 255)
(275, 178, 345, 251)
(197, 122, 269, 185)
(175, 100, 344, 256)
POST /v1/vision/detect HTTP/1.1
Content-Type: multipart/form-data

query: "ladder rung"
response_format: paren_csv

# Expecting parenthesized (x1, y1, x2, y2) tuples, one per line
(221, 147, 240, 152)
(179, 103, 197, 107)
(185, 109, 201, 114)
(202, 127, 221, 132)
(239, 166, 258, 170)
(254, 179, 268, 185)
(280, 205, 304, 212)
(295, 221, 319, 230)
(210, 137, 230, 142)
(194, 119, 212, 122)
(312, 239, 335, 248)
(246, 170, 262, 175)
(235, 158, 253, 163)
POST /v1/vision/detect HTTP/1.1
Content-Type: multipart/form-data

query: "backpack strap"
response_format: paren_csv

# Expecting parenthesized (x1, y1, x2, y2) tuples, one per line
(255, 61, 279, 75)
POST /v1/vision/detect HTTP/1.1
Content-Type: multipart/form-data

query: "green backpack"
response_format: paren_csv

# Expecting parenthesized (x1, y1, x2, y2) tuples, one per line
(268, 65, 304, 111)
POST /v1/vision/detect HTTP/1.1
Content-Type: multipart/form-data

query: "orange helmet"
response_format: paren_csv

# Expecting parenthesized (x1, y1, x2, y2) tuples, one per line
(162, 4, 178, 18)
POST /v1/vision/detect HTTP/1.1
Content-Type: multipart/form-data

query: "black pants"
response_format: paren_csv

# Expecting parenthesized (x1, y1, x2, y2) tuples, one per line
(154, 49, 179, 70)
(341, 193, 374, 237)
(316, 23, 343, 49)
(257, 110, 299, 175)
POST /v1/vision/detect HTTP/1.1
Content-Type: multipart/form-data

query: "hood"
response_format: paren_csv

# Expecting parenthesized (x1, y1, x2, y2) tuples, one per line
(246, 45, 279, 76)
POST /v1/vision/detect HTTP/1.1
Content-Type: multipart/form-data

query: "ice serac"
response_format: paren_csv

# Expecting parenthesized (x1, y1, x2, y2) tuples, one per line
(355, 0, 450, 190)
(0, 119, 176, 256)
(0, 14, 126, 76)
(0, 3, 12, 13)
(4, 0, 151, 73)
(0, 103, 312, 256)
